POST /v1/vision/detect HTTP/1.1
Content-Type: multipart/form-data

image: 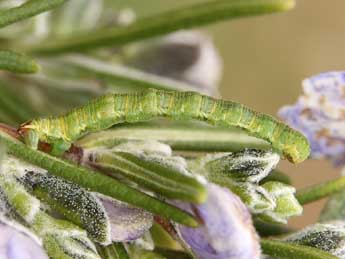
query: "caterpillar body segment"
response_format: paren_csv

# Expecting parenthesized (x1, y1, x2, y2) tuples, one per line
(19, 89, 310, 163)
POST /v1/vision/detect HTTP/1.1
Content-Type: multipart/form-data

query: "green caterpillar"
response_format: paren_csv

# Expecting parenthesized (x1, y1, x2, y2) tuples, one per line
(18, 88, 310, 163)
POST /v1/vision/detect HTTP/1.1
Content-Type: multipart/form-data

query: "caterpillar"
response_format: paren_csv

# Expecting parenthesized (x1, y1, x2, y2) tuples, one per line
(18, 88, 310, 163)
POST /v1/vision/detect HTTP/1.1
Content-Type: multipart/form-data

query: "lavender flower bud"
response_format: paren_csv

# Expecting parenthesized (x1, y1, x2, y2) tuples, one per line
(125, 30, 222, 95)
(230, 182, 275, 214)
(98, 195, 153, 242)
(0, 219, 48, 259)
(21, 170, 153, 244)
(284, 221, 345, 258)
(279, 72, 345, 165)
(189, 150, 300, 223)
(259, 182, 303, 224)
(22, 171, 112, 245)
(201, 149, 280, 183)
(176, 183, 261, 259)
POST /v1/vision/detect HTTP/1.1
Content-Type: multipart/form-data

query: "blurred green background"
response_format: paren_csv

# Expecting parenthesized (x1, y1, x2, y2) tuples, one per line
(112, 0, 344, 228)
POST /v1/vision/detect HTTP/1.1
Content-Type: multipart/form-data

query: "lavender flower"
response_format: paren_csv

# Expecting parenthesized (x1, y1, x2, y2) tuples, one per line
(279, 72, 345, 164)
(0, 220, 48, 259)
(176, 183, 261, 259)
(98, 195, 153, 242)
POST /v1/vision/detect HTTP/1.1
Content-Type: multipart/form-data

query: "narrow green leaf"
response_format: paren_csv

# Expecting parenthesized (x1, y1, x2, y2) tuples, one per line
(261, 169, 291, 185)
(77, 123, 270, 153)
(90, 151, 207, 203)
(28, 0, 295, 54)
(0, 50, 39, 73)
(296, 176, 345, 205)
(254, 218, 293, 237)
(261, 239, 339, 259)
(0, 0, 67, 28)
(0, 80, 39, 125)
(0, 129, 198, 227)
(62, 55, 203, 92)
(150, 223, 181, 250)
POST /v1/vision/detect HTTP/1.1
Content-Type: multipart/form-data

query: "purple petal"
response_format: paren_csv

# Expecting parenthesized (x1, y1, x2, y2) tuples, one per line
(99, 195, 153, 242)
(0, 221, 48, 259)
(278, 72, 345, 165)
(175, 184, 260, 259)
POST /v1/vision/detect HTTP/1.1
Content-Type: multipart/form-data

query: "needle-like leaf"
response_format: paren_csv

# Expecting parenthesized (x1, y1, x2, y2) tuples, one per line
(77, 123, 270, 153)
(0, 50, 39, 73)
(0, 0, 67, 28)
(27, 0, 295, 54)
(261, 239, 339, 259)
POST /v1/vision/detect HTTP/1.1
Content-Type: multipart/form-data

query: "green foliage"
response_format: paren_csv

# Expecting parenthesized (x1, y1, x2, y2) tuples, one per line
(1, 1, 338, 258)
(0, 0, 67, 28)
(86, 141, 207, 203)
(0, 50, 39, 73)
(261, 240, 339, 259)
(27, 0, 295, 54)
(97, 243, 130, 259)
(0, 130, 198, 227)
(77, 123, 270, 152)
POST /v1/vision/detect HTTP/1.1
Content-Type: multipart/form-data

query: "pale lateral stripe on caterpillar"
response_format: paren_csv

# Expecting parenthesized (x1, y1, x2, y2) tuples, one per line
(19, 89, 310, 163)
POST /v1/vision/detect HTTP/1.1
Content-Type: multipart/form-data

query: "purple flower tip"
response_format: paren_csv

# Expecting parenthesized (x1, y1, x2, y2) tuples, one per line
(99, 195, 153, 242)
(176, 183, 261, 259)
(279, 71, 345, 165)
(0, 220, 48, 259)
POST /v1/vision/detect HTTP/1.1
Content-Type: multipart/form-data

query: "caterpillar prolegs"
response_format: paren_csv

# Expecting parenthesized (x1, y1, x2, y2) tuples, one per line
(18, 89, 310, 163)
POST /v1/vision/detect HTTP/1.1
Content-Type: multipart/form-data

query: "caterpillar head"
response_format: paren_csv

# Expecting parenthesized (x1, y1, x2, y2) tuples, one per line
(18, 121, 39, 150)
(281, 134, 311, 164)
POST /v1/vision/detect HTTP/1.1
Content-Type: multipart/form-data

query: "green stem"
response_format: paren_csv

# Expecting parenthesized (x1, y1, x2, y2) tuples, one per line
(77, 123, 270, 152)
(0, 129, 198, 227)
(296, 176, 345, 205)
(26, 0, 295, 54)
(261, 239, 338, 259)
